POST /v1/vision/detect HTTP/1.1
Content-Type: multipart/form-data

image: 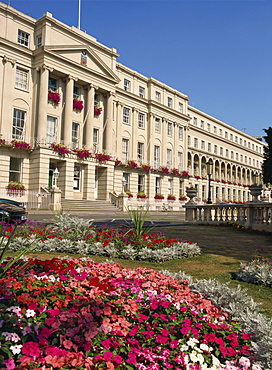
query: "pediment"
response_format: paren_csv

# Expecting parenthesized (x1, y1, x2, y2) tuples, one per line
(45, 45, 120, 83)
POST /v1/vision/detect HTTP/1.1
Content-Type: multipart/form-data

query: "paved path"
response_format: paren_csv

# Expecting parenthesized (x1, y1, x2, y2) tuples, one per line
(27, 209, 186, 227)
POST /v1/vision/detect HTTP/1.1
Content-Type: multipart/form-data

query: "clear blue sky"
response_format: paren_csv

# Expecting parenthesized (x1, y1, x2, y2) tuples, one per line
(4, 0, 272, 139)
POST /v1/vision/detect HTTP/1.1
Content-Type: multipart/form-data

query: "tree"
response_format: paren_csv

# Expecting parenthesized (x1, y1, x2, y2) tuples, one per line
(262, 127, 272, 185)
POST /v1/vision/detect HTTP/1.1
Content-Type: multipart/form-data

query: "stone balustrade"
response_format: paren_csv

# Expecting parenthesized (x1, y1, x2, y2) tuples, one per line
(183, 202, 272, 231)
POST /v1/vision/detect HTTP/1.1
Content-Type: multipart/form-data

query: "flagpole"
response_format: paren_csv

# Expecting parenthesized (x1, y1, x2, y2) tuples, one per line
(78, 0, 81, 30)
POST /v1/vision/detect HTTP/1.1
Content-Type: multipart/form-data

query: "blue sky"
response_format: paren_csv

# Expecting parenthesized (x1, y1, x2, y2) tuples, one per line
(4, 0, 272, 139)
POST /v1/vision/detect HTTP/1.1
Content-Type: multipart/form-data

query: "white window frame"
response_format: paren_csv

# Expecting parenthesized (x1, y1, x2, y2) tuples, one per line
(36, 35, 42, 48)
(18, 29, 30, 47)
(167, 97, 173, 108)
(15, 67, 28, 90)
(73, 165, 81, 191)
(138, 174, 145, 193)
(46, 116, 57, 145)
(155, 177, 161, 194)
(167, 122, 173, 137)
(124, 79, 130, 91)
(12, 109, 26, 140)
(137, 142, 144, 163)
(9, 157, 22, 183)
(178, 152, 183, 170)
(178, 126, 183, 140)
(73, 86, 81, 99)
(138, 113, 145, 128)
(155, 118, 161, 133)
(194, 138, 198, 149)
(93, 128, 99, 152)
(123, 107, 130, 124)
(168, 179, 173, 195)
(122, 138, 129, 161)
(178, 102, 183, 113)
(72, 122, 80, 148)
(155, 91, 161, 103)
(139, 86, 145, 98)
(154, 145, 160, 168)
(166, 148, 172, 167)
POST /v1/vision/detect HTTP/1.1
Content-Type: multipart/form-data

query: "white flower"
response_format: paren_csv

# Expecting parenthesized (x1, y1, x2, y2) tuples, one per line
(187, 337, 199, 347)
(2, 332, 20, 343)
(200, 343, 210, 352)
(189, 351, 198, 362)
(10, 344, 22, 355)
(25, 309, 36, 318)
(180, 344, 189, 351)
(212, 354, 221, 367)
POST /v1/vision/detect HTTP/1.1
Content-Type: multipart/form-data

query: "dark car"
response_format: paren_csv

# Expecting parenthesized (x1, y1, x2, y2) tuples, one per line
(0, 198, 26, 210)
(0, 201, 28, 222)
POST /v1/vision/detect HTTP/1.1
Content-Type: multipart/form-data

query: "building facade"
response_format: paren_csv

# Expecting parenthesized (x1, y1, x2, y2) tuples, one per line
(0, 3, 265, 208)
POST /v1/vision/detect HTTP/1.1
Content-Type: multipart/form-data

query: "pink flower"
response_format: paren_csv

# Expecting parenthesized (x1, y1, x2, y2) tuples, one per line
(103, 351, 112, 361)
(21, 341, 41, 358)
(3, 358, 15, 370)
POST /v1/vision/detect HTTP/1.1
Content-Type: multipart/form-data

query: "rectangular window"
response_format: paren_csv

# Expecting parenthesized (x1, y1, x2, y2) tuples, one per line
(219, 129, 222, 136)
(93, 128, 99, 152)
(236, 153, 238, 160)
(193, 117, 197, 126)
(235, 136, 238, 143)
(179, 102, 183, 113)
(155, 177, 161, 194)
(137, 142, 144, 163)
(18, 29, 29, 47)
(122, 138, 129, 161)
(155, 91, 161, 102)
(167, 97, 173, 108)
(73, 165, 80, 191)
(94, 93, 100, 106)
(48, 77, 57, 92)
(73, 86, 80, 99)
(167, 122, 173, 137)
(154, 145, 160, 168)
(138, 174, 145, 193)
(245, 156, 247, 164)
(138, 113, 145, 128)
(225, 131, 228, 139)
(139, 86, 145, 98)
(72, 122, 79, 148)
(178, 152, 182, 170)
(220, 147, 223, 155)
(226, 149, 229, 157)
(231, 151, 234, 159)
(240, 154, 243, 162)
(207, 123, 211, 132)
(155, 118, 161, 133)
(12, 109, 26, 140)
(188, 135, 191, 146)
(168, 179, 173, 195)
(214, 145, 217, 154)
(201, 140, 205, 150)
(194, 138, 198, 148)
(36, 35, 42, 48)
(244, 140, 247, 146)
(15, 68, 28, 90)
(166, 149, 172, 166)
(208, 143, 211, 152)
(123, 107, 130, 124)
(9, 157, 22, 182)
(213, 126, 217, 134)
(123, 173, 130, 191)
(178, 126, 183, 140)
(230, 134, 233, 141)
(124, 79, 130, 91)
(200, 120, 204, 129)
(46, 116, 57, 145)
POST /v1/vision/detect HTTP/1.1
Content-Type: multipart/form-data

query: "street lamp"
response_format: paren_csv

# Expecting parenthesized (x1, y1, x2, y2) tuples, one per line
(206, 159, 213, 204)
(53, 168, 59, 188)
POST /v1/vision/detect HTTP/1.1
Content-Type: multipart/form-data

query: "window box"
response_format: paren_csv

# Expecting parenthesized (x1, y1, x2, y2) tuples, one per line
(137, 191, 147, 199)
(140, 164, 151, 171)
(73, 99, 84, 111)
(72, 148, 92, 159)
(50, 143, 70, 156)
(0, 138, 6, 145)
(94, 106, 102, 116)
(171, 168, 179, 175)
(181, 171, 190, 179)
(48, 90, 61, 105)
(127, 160, 138, 168)
(160, 166, 169, 174)
(10, 140, 31, 150)
(125, 190, 133, 198)
(179, 195, 187, 201)
(115, 159, 122, 166)
(6, 181, 25, 196)
(167, 195, 176, 201)
(95, 153, 111, 162)
(154, 193, 164, 200)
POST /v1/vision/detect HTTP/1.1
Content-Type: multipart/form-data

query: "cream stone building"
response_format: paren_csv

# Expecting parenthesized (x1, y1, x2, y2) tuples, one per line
(0, 3, 265, 209)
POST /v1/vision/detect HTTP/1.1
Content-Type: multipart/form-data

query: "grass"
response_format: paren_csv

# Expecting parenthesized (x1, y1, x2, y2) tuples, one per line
(6, 222, 272, 317)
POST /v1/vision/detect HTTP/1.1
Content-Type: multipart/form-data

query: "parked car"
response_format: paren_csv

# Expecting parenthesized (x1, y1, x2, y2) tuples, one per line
(0, 198, 26, 210)
(0, 201, 28, 222)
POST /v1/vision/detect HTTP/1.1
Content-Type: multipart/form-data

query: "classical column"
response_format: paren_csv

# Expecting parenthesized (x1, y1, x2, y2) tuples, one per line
(173, 121, 177, 168)
(162, 118, 166, 166)
(132, 107, 138, 161)
(37, 64, 53, 145)
(63, 75, 77, 146)
(147, 113, 154, 166)
(104, 91, 115, 154)
(84, 83, 95, 149)
(1, 56, 16, 140)
(116, 101, 123, 159)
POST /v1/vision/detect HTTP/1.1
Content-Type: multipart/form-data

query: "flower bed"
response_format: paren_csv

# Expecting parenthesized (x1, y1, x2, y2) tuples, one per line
(5, 217, 201, 262)
(0, 257, 261, 370)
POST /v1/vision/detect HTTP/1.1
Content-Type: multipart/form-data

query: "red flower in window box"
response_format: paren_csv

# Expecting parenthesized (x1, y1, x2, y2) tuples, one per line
(73, 99, 84, 111)
(160, 166, 169, 174)
(115, 159, 122, 166)
(181, 171, 190, 178)
(167, 194, 176, 201)
(72, 148, 92, 159)
(154, 193, 164, 200)
(48, 90, 61, 104)
(125, 190, 133, 198)
(95, 153, 111, 162)
(94, 106, 102, 115)
(50, 143, 70, 155)
(171, 168, 179, 175)
(127, 160, 138, 168)
(10, 140, 31, 150)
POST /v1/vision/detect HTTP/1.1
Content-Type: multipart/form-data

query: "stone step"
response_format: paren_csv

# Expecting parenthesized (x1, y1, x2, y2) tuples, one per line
(61, 199, 119, 213)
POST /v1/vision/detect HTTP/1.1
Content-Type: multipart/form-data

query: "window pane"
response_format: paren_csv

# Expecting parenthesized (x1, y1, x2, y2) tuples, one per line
(15, 68, 28, 90)
(9, 158, 22, 182)
(12, 109, 26, 140)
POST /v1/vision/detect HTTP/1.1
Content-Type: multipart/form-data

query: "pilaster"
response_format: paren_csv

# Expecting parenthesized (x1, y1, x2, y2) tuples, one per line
(104, 91, 115, 154)
(63, 75, 78, 145)
(84, 83, 95, 149)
